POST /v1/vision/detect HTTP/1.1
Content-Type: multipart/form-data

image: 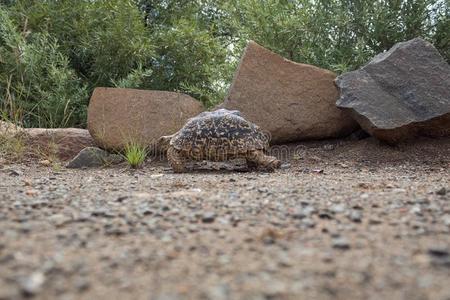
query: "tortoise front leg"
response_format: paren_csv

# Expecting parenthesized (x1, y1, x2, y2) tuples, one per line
(167, 146, 187, 173)
(246, 150, 281, 171)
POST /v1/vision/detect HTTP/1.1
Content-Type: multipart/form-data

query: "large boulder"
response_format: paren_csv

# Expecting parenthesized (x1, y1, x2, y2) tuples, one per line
(88, 88, 204, 151)
(335, 38, 450, 144)
(220, 41, 358, 144)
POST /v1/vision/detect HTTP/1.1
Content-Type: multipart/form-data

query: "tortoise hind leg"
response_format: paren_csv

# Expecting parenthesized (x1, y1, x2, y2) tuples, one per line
(246, 150, 281, 171)
(167, 146, 187, 173)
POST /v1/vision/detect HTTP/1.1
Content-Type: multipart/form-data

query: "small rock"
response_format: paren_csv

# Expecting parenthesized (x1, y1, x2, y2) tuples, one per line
(348, 210, 362, 223)
(436, 187, 447, 196)
(66, 147, 123, 169)
(25, 189, 39, 197)
(19, 272, 45, 296)
(443, 215, 450, 226)
(8, 169, 22, 176)
(428, 246, 450, 268)
(428, 246, 449, 258)
(301, 218, 316, 228)
(330, 204, 346, 213)
(291, 206, 315, 219)
(280, 163, 291, 170)
(202, 212, 216, 223)
(48, 214, 71, 227)
(318, 210, 334, 219)
(332, 237, 351, 250)
(369, 217, 382, 225)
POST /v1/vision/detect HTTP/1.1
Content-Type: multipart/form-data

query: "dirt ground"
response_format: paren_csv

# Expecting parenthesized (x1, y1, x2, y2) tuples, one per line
(0, 137, 449, 300)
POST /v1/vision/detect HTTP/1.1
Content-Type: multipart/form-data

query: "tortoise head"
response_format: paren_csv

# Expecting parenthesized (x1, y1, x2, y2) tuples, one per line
(156, 134, 174, 152)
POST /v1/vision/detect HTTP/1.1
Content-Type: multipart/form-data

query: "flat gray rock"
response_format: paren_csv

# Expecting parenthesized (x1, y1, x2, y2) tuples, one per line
(66, 147, 123, 168)
(335, 38, 450, 144)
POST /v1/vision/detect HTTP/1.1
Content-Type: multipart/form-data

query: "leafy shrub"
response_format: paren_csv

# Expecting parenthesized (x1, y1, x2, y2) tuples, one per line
(0, 7, 88, 128)
(228, 0, 449, 73)
(9, 0, 155, 87)
(148, 18, 229, 106)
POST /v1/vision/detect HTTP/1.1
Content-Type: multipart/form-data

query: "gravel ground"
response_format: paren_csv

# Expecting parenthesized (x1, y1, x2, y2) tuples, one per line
(0, 137, 449, 300)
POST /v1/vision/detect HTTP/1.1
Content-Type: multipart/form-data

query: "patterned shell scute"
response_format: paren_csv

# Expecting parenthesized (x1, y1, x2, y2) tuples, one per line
(170, 109, 269, 153)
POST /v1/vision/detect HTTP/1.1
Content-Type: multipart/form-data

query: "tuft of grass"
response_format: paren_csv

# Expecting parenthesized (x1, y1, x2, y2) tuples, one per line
(123, 142, 147, 169)
(0, 133, 25, 162)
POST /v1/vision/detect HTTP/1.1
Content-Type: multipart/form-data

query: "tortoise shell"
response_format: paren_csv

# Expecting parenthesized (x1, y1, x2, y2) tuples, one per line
(170, 109, 270, 158)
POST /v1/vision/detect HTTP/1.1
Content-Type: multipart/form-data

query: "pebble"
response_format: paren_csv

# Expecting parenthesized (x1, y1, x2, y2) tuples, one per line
(330, 204, 346, 213)
(292, 206, 315, 219)
(19, 272, 45, 296)
(332, 237, 351, 250)
(443, 215, 450, 227)
(436, 187, 447, 196)
(428, 246, 449, 258)
(201, 212, 216, 223)
(8, 169, 22, 176)
(369, 217, 382, 225)
(348, 210, 362, 223)
(48, 214, 71, 226)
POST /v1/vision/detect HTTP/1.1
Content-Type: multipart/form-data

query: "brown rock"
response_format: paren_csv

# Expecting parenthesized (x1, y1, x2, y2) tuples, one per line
(87, 88, 204, 151)
(221, 41, 358, 144)
(25, 128, 95, 161)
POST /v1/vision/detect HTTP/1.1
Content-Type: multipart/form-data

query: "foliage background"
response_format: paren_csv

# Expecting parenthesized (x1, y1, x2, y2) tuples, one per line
(0, 0, 448, 127)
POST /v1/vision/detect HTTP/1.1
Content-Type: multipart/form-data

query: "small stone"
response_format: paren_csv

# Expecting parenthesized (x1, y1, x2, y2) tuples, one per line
(9, 169, 22, 176)
(443, 215, 450, 226)
(291, 206, 315, 219)
(301, 218, 316, 228)
(428, 246, 450, 268)
(48, 214, 71, 226)
(202, 212, 216, 223)
(66, 147, 123, 169)
(428, 246, 449, 258)
(19, 272, 45, 296)
(436, 187, 447, 196)
(330, 204, 346, 213)
(280, 163, 291, 170)
(39, 160, 51, 166)
(369, 217, 382, 225)
(318, 210, 334, 219)
(348, 210, 362, 223)
(25, 189, 39, 196)
(332, 237, 351, 250)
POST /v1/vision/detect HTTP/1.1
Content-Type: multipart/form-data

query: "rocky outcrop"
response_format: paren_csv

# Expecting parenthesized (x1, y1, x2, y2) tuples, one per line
(220, 41, 358, 144)
(88, 88, 204, 151)
(335, 38, 450, 144)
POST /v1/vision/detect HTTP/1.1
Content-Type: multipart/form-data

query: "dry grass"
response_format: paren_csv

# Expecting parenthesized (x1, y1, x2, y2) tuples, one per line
(0, 133, 26, 163)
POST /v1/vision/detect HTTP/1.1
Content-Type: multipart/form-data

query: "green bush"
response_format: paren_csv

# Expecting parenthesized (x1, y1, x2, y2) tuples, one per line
(227, 0, 449, 73)
(0, 7, 88, 127)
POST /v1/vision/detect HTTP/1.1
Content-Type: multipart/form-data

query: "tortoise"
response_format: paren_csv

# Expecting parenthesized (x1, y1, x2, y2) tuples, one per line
(158, 109, 281, 173)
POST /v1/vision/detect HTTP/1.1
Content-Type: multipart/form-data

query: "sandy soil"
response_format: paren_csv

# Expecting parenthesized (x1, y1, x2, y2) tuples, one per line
(0, 137, 449, 300)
